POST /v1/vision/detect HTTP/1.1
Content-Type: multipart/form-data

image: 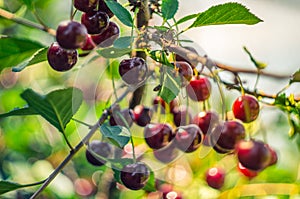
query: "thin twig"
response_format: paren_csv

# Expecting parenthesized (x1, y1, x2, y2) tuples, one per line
(30, 88, 131, 199)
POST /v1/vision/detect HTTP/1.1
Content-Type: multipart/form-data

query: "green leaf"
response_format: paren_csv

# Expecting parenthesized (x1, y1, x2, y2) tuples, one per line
(97, 47, 131, 58)
(0, 180, 44, 195)
(0, 37, 45, 72)
(106, 60, 121, 80)
(0, 107, 38, 118)
(161, 0, 179, 20)
(100, 123, 130, 148)
(290, 69, 300, 84)
(21, 0, 35, 10)
(104, 0, 133, 27)
(190, 3, 263, 28)
(113, 36, 133, 49)
(243, 46, 267, 69)
(149, 50, 173, 67)
(158, 66, 181, 103)
(12, 47, 48, 72)
(176, 13, 199, 25)
(143, 171, 156, 192)
(20, 88, 83, 133)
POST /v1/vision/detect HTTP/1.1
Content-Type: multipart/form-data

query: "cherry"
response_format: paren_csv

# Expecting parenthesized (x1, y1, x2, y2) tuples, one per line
(232, 95, 260, 123)
(120, 162, 150, 190)
(119, 57, 148, 85)
(175, 46, 198, 69)
(56, 21, 87, 50)
(85, 140, 112, 166)
(81, 34, 96, 51)
(153, 96, 178, 114)
(193, 111, 219, 135)
(174, 124, 203, 153)
(160, 184, 183, 199)
(98, 0, 117, 18)
(133, 105, 152, 127)
(74, 0, 98, 12)
(153, 142, 178, 163)
(81, 11, 109, 34)
(109, 108, 134, 127)
(210, 121, 245, 153)
(237, 162, 258, 179)
(47, 42, 78, 72)
(186, 76, 211, 101)
(205, 167, 225, 189)
(172, 61, 193, 86)
(236, 139, 272, 171)
(91, 21, 120, 47)
(172, 106, 192, 127)
(144, 123, 174, 149)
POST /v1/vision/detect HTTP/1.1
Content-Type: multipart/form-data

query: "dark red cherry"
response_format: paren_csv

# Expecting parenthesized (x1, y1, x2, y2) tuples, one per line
(81, 34, 96, 51)
(153, 142, 179, 163)
(47, 42, 78, 72)
(210, 121, 245, 153)
(85, 140, 112, 166)
(237, 163, 258, 179)
(144, 123, 174, 149)
(172, 106, 192, 127)
(119, 57, 148, 85)
(160, 184, 183, 199)
(236, 140, 272, 171)
(120, 162, 150, 190)
(175, 46, 198, 69)
(56, 21, 87, 50)
(91, 21, 120, 47)
(232, 95, 260, 123)
(74, 0, 98, 12)
(172, 61, 193, 86)
(153, 96, 178, 114)
(133, 105, 152, 127)
(109, 108, 134, 127)
(205, 167, 225, 189)
(193, 111, 219, 135)
(81, 11, 109, 34)
(174, 124, 203, 153)
(98, 0, 117, 18)
(186, 76, 211, 101)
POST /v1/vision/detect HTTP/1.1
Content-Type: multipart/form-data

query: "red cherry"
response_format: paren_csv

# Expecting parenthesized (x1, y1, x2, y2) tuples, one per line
(205, 167, 225, 189)
(133, 105, 152, 127)
(237, 162, 258, 179)
(232, 95, 260, 123)
(144, 123, 174, 149)
(172, 61, 193, 86)
(186, 76, 211, 101)
(172, 106, 192, 127)
(193, 111, 219, 135)
(159, 184, 183, 199)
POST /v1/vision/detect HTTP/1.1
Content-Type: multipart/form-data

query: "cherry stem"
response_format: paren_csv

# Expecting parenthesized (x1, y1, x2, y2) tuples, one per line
(235, 74, 245, 96)
(253, 70, 261, 91)
(30, 88, 131, 199)
(0, 8, 56, 36)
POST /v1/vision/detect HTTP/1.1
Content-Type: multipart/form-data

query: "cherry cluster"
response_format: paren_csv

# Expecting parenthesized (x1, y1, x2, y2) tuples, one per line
(47, 0, 120, 72)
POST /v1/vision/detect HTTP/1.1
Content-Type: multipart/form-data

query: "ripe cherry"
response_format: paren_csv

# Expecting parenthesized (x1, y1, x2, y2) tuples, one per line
(81, 11, 109, 34)
(120, 162, 150, 190)
(144, 123, 174, 149)
(236, 139, 272, 171)
(47, 42, 78, 72)
(153, 96, 178, 114)
(98, 0, 117, 18)
(153, 142, 178, 163)
(172, 61, 193, 86)
(56, 21, 87, 50)
(74, 0, 98, 12)
(210, 121, 245, 153)
(133, 105, 152, 127)
(91, 21, 120, 47)
(186, 76, 211, 101)
(205, 167, 225, 189)
(172, 106, 192, 127)
(175, 46, 198, 69)
(85, 140, 112, 166)
(109, 108, 134, 127)
(160, 184, 183, 199)
(119, 57, 148, 85)
(232, 95, 260, 123)
(174, 124, 203, 153)
(193, 111, 219, 135)
(237, 163, 258, 179)
(81, 34, 96, 51)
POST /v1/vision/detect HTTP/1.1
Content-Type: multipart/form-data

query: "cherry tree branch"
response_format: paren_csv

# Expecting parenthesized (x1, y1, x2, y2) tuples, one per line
(30, 88, 131, 199)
